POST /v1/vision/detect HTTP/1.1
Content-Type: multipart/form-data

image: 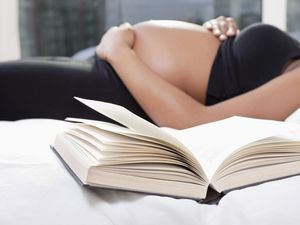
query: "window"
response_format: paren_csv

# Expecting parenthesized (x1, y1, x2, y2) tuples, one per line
(287, 0, 300, 41)
(106, 0, 261, 30)
(214, 0, 261, 29)
(19, 0, 262, 57)
(19, 0, 105, 57)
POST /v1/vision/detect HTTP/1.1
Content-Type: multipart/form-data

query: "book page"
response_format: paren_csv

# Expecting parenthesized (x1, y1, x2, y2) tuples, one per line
(163, 116, 300, 180)
(75, 97, 207, 162)
(66, 117, 185, 152)
(73, 98, 209, 181)
(74, 97, 186, 150)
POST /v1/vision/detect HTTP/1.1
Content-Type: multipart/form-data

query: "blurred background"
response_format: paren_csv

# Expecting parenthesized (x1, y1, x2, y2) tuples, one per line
(0, 0, 299, 61)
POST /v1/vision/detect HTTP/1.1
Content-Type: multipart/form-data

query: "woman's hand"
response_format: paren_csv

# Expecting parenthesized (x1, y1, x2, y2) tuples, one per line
(96, 23, 135, 63)
(203, 16, 240, 41)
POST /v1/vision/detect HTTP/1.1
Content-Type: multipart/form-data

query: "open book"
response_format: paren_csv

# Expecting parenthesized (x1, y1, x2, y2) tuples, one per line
(52, 97, 300, 200)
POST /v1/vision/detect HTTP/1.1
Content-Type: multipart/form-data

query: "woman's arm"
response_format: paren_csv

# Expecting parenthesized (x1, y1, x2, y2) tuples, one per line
(97, 23, 300, 129)
(96, 23, 210, 128)
(109, 48, 210, 128)
(113, 48, 300, 128)
(208, 67, 300, 123)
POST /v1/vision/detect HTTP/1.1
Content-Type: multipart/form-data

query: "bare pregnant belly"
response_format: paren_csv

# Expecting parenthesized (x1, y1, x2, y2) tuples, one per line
(133, 20, 221, 103)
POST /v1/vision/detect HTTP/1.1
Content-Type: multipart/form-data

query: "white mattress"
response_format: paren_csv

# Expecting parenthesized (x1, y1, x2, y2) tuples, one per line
(1, 113, 300, 225)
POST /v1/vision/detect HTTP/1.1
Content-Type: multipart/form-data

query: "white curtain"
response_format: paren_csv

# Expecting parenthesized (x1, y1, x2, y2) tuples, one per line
(262, 0, 287, 31)
(0, 0, 20, 61)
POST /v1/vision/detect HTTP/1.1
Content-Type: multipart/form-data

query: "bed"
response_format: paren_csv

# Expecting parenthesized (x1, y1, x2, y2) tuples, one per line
(1, 110, 300, 225)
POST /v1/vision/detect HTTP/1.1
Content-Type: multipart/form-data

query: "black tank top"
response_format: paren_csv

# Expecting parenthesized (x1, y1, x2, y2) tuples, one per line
(205, 23, 300, 106)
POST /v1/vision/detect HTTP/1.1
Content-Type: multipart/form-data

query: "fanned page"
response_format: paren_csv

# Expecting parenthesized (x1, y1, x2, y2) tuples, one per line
(162, 116, 300, 180)
(74, 97, 189, 149)
(73, 97, 207, 180)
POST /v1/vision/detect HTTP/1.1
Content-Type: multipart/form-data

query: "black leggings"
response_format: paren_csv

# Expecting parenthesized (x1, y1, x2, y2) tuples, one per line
(0, 56, 153, 123)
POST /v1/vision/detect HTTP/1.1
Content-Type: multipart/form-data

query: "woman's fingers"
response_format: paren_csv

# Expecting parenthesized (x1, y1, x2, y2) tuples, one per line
(96, 22, 135, 61)
(203, 16, 240, 41)
(211, 18, 227, 40)
(225, 17, 238, 36)
(203, 21, 213, 30)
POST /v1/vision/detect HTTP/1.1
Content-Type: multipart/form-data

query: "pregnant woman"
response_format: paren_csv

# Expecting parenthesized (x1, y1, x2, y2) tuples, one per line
(1, 17, 300, 128)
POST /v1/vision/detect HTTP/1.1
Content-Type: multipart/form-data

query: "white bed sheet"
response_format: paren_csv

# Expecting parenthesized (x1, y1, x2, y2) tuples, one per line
(1, 113, 300, 225)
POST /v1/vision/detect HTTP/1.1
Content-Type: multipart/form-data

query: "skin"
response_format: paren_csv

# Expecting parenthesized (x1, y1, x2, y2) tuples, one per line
(132, 20, 220, 103)
(96, 20, 300, 129)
